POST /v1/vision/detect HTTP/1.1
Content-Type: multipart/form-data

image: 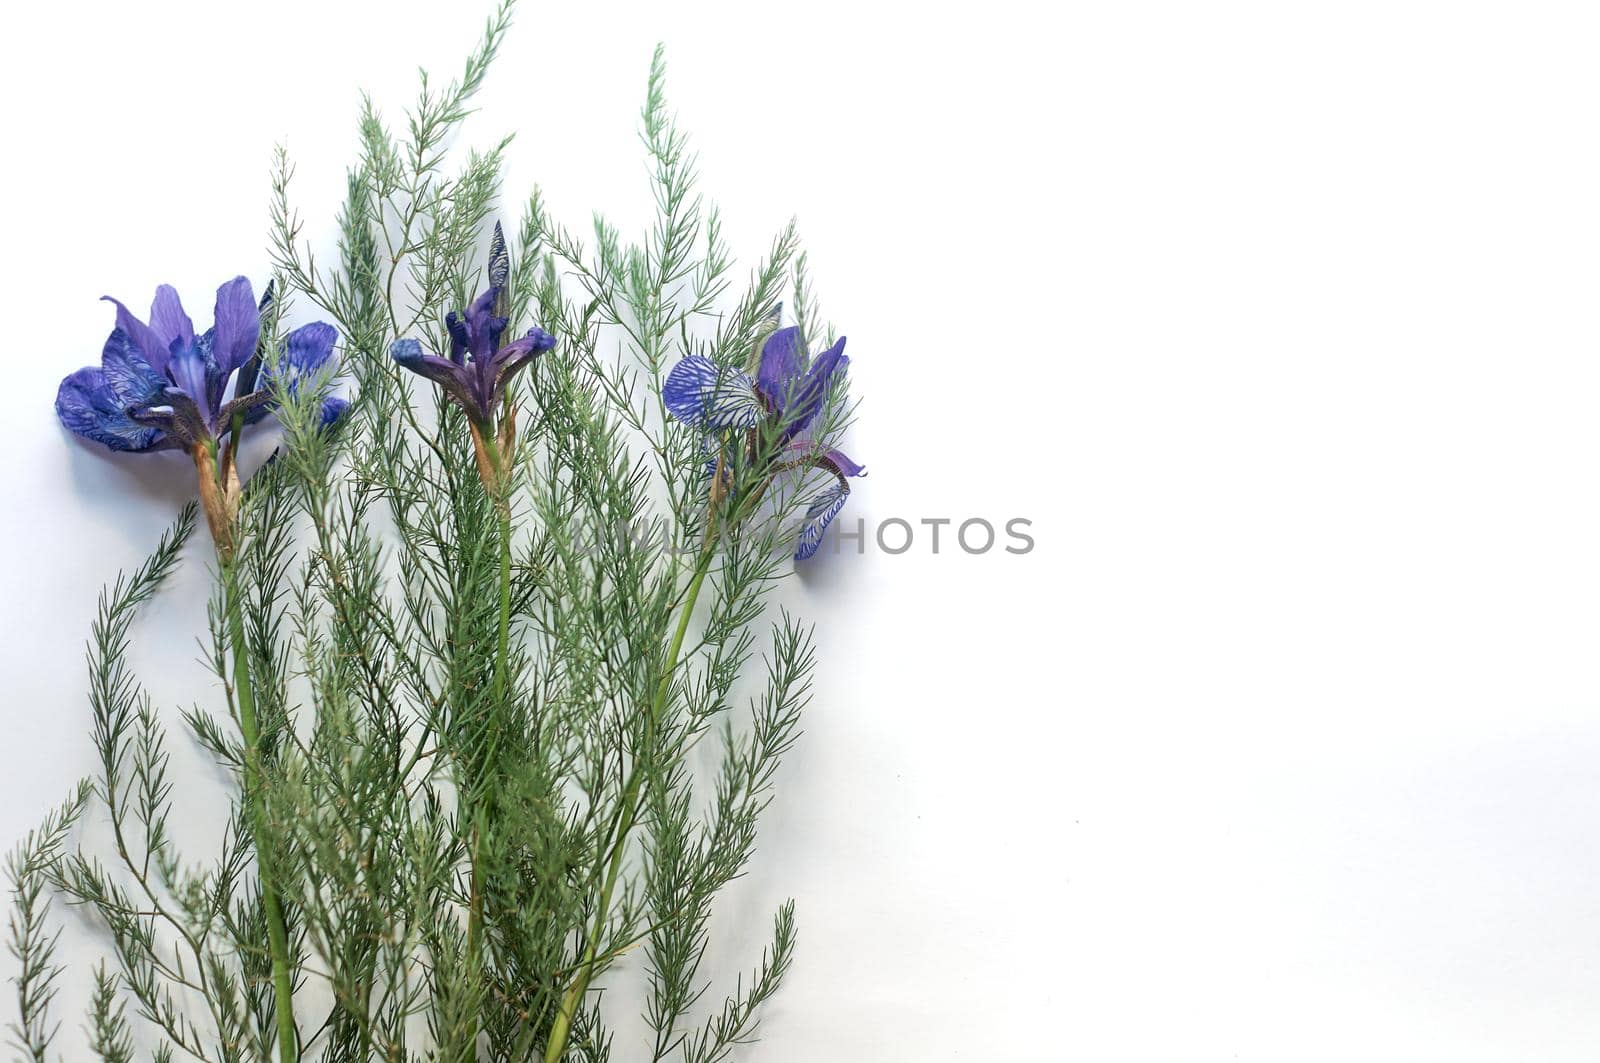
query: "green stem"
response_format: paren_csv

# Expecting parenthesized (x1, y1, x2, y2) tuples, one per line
(468, 507, 511, 974)
(543, 543, 716, 1063)
(494, 504, 512, 707)
(224, 563, 298, 1063)
(465, 438, 514, 1055)
(464, 799, 489, 1060)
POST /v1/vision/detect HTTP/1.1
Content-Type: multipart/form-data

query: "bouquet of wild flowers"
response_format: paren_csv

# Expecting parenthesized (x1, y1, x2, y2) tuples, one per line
(8, 5, 863, 1060)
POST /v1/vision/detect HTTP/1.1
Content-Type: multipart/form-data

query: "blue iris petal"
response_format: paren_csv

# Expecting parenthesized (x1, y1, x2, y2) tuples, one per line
(822, 447, 866, 478)
(166, 341, 212, 420)
(55, 367, 169, 452)
(782, 337, 848, 440)
(148, 285, 194, 353)
(61, 281, 342, 460)
(660, 317, 865, 564)
(390, 259, 554, 424)
(99, 328, 167, 408)
(281, 321, 338, 376)
(319, 396, 350, 428)
(662, 355, 764, 430)
(756, 326, 804, 411)
(211, 276, 260, 378)
(244, 322, 343, 425)
(795, 481, 850, 561)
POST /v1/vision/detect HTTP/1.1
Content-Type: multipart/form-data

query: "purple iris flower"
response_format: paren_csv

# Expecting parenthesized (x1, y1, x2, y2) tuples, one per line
(389, 298, 553, 427)
(56, 277, 344, 455)
(389, 225, 555, 428)
(663, 324, 865, 560)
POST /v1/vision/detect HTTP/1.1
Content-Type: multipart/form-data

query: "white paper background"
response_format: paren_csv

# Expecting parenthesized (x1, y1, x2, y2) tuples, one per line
(4, 1, 1600, 1059)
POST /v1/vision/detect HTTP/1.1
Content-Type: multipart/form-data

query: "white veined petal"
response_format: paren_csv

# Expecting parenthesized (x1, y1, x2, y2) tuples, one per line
(795, 481, 850, 561)
(663, 355, 763, 429)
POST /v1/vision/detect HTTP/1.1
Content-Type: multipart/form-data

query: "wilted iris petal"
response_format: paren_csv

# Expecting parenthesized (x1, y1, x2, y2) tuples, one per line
(483, 326, 556, 409)
(821, 447, 865, 478)
(219, 388, 276, 427)
(391, 337, 479, 415)
(126, 388, 209, 451)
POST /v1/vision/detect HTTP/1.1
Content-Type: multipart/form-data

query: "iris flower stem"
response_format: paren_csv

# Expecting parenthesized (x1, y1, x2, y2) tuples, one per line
(222, 560, 298, 1063)
(466, 507, 510, 981)
(464, 433, 513, 1050)
(494, 500, 513, 718)
(543, 529, 717, 1063)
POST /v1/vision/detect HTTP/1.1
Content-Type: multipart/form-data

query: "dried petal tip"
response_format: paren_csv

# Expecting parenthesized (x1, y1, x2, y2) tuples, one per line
(489, 222, 510, 319)
(489, 222, 510, 290)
